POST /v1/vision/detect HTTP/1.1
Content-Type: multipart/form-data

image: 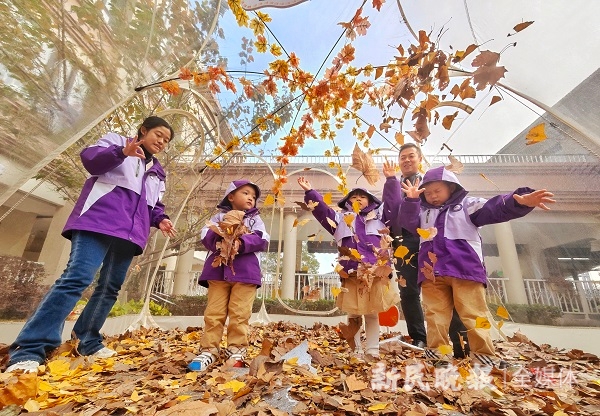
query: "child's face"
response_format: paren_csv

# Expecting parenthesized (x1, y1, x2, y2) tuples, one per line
(140, 126, 171, 154)
(348, 192, 370, 211)
(228, 185, 257, 211)
(422, 181, 454, 207)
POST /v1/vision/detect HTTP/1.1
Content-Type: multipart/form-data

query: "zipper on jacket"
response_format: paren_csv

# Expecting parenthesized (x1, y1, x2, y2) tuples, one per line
(425, 209, 430, 223)
(136, 159, 141, 177)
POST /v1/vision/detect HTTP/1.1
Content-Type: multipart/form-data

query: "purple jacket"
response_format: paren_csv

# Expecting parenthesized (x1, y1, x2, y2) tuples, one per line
(62, 132, 169, 255)
(390, 166, 534, 285)
(305, 188, 400, 274)
(199, 181, 269, 287)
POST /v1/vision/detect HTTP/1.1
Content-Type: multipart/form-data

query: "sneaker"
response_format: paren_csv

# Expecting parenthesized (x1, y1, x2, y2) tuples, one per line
(412, 340, 426, 349)
(188, 351, 217, 372)
(5, 360, 40, 373)
(471, 353, 508, 369)
(225, 347, 247, 368)
(90, 347, 117, 359)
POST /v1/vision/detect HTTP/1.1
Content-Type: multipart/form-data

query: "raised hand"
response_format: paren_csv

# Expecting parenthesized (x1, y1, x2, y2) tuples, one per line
(513, 189, 555, 211)
(122, 135, 146, 160)
(401, 177, 424, 199)
(297, 176, 312, 191)
(159, 218, 177, 238)
(382, 159, 397, 178)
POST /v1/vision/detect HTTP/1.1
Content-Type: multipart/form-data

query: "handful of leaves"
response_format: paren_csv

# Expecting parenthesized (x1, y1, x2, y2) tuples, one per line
(208, 210, 249, 274)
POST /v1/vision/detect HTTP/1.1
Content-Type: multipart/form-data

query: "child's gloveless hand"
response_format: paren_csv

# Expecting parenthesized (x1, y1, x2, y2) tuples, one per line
(513, 189, 555, 211)
(297, 177, 312, 191)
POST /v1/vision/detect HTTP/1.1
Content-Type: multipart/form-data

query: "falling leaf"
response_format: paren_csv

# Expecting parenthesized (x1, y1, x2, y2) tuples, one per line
(295, 200, 319, 211)
(496, 305, 510, 320)
(293, 218, 311, 228)
(490, 95, 502, 106)
(417, 227, 437, 240)
(366, 124, 376, 138)
(395, 132, 405, 146)
(351, 200, 361, 214)
(264, 194, 275, 206)
(511, 21, 534, 35)
(323, 193, 333, 205)
(438, 344, 453, 355)
(331, 286, 342, 297)
(326, 217, 337, 229)
(372, 0, 385, 12)
(525, 123, 547, 145)
(394, 245, 409, 259)
(479, 173, 501, 191)
(442, 111, 459, 130)
(497, 320, 504, 329)
(351, 143, 380, 185)
(445, 155, 464, 174)
(475, 316, 491, 329)
(343, 214, 355, 227)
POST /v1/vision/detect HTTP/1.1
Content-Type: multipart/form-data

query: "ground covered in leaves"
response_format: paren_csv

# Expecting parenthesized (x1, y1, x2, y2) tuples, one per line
(1, 322, 599, 415)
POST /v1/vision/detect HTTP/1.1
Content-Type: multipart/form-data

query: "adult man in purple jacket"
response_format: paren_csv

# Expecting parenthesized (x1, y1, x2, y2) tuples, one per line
(5, 116, 177, 373)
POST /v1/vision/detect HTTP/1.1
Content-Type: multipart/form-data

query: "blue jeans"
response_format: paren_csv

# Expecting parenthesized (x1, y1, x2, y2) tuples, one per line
(8, 231, 136, 365)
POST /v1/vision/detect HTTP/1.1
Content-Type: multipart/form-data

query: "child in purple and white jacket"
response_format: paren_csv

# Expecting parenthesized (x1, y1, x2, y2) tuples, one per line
(298, 176, 400, 359)
(386, 165, 554, 368)
(188, 180, 269, 372)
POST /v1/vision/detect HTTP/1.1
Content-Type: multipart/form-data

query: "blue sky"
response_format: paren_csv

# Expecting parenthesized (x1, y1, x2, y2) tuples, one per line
(213, 0, 600, 159)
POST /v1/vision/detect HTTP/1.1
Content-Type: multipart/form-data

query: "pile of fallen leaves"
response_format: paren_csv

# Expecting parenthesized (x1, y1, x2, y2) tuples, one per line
(1, 322, 599, 415)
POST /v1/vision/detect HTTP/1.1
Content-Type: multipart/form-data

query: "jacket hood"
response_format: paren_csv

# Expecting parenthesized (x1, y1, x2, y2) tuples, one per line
(419, 166, 466, 206)
(218, 180, 261, 210)
(337, 188, 382, 211)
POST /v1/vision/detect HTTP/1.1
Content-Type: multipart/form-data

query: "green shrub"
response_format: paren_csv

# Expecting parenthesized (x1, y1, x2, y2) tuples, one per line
(488, 303, 562, 325)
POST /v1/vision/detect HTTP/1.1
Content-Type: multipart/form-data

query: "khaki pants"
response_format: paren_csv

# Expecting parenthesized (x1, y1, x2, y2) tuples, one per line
(200, 280, 257, 354)
(421, 276, 495, 357)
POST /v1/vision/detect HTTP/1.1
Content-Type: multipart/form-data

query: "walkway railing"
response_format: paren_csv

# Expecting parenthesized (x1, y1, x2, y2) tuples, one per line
(180, 153, 592, 166)
(152, 270, 600, 318)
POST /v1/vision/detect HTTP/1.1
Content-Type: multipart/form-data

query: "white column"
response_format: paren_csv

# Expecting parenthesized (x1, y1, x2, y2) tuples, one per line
(494, 222, 528, 304)
(281, 212, 297, 300)
(173, 246, 194, 295)
(38, 204, 73, 284)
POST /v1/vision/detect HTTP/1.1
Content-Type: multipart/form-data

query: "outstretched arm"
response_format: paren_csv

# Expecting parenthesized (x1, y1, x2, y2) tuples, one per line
(513, 189, 555, 211)
(298, 176, 339, 235)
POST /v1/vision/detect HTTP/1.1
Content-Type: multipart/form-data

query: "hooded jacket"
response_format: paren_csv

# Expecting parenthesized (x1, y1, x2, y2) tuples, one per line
(394, 166, 535, 285)
(199, 180, 269, 287)
(305, 187, 399, 274)
(62, 132, 169, 255)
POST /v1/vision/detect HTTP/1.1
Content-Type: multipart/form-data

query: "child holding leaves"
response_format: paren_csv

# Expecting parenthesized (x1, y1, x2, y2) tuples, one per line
(389, 166, 555, 368)
(297, 176, 400, 359)
(188, 180, 269, 372)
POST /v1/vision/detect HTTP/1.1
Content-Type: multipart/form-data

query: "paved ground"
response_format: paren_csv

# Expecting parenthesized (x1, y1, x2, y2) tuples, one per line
(1, 313, 598, 355)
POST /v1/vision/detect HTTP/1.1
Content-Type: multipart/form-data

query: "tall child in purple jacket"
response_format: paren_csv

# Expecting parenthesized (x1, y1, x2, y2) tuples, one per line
(188, 180, 269, 372)
(5, 116, 177, 373)
(391, 166, 554, 367)
(298, 176, 400, 359)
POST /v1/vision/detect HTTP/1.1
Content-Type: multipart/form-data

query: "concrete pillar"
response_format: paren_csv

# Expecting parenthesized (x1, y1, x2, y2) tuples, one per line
(494, 222, 528, 304)
(0, 208, 36, 257)
(38, 204, 73, 284)
(173, 245, 194, 295)
(281, 212, 297, 300)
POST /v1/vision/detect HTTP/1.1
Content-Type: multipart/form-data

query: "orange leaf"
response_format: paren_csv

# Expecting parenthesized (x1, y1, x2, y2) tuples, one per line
(525, 123, 547, 145)
(512, 21, 534, 34)
(393, 245, 409, 259)
(350, 144, 380, 185)
(323, 193, 333, 205)
(378, 305, 399, 327)
(475, 316, 491, 329)
(372, 0, 385, 11)
(366, 124, 376, 138)
(490, 95, 502, 106)
(375, 66, 384, 80)
(442, 111, 459, 130)
(496, 305, 510, 320)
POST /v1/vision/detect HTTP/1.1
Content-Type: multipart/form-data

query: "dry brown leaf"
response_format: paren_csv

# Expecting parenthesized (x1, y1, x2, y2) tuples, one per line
(445, 155, 464, 174)
(351, 143, 380, 185)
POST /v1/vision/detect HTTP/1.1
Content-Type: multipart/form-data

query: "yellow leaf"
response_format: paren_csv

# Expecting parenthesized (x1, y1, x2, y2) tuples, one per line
(177, 395, 192, 401)
(326, 217, 337, 229)
(416, 228, 431, 239)
(438, 344, 453, 355)
(351, 200, 361, 214)
(368, 403, 388, 411)
(24, 398, 40, 412)
(270, 43, 283, 57)
(293, 218, 311, 228)
(323, 193, 333, 205)
(525, 123, 547, 145)
(394, 245, 409, 259)
(349, 248, 362, 260)
(47, 359, 71, 376)
(553, 412, 569, 416)
(395, 132, 404, 146)
(475, 316, 491, 329)
(264, 194, 275, 206)
(185, 372, 198, 382)
(285, 357, 299, 366)
(497, 320, 504, 329)
(496, 305, 510, 320)
(343, 214, 354, 227)
(442, 403, 456, 410)
(130, 390, 141, 402)
(217, 380, 246, 393)
(38, 380, 53, 392)
(331, 286, 342, 297)
(277, 195, 286, 207)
